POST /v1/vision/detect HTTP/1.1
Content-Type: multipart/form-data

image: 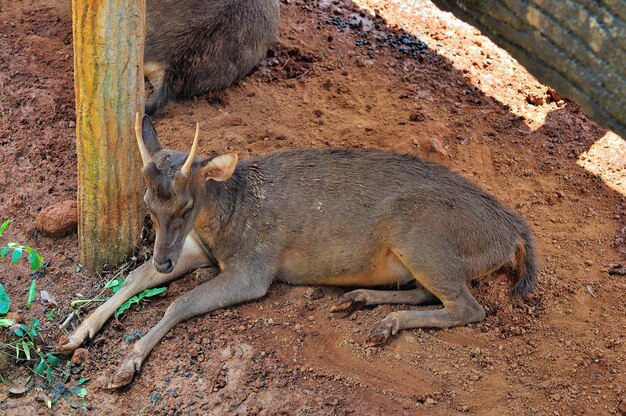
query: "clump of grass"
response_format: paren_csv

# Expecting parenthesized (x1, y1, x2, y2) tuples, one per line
(0, 219, 91, 408)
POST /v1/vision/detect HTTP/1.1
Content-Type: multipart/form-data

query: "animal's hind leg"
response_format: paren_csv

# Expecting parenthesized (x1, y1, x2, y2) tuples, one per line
(365, 249, 485, 346)
(365, 287, 485, 346)
(330, 287, 439, 317)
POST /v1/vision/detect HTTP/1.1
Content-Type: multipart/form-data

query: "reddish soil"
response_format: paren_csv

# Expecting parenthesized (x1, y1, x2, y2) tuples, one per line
(1, 0, 625, 415)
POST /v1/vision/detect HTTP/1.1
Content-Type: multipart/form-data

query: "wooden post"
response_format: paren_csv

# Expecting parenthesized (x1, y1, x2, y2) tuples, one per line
(73, 0, 146, 271)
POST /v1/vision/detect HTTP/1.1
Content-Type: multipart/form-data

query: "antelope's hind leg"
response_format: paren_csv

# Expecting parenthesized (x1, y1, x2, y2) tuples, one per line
(330, 287, 439, 317)
(365, 250, 485, 346)
(58, 236, 211, 352)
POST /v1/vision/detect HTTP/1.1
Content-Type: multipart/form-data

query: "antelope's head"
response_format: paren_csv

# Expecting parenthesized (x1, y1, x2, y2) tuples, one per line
(135, 114, 238, 273)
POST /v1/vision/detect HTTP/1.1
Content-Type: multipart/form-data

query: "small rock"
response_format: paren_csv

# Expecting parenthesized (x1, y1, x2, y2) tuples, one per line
(150, 391, 163, 404)
(40, 290, 57, 305)
(409, 112, 425, 122)
(267, 318, 275, 325)
(425, 397, 436, 405)
(34, 390, 51, 405)
(71, 348, 89, 365)
(526, 93, 545, 106)
(547, 87, 564, 102)
(551, 393, 562, 402)
(304, 287, 323, 300)
(35, 200, 77, 238)
(9, 385, 27, 396)
(608, 264, 626, 275)
(619, 398, 626, 415)
(428, 137, 448, 156)
(614, 226, 626, 255)
(584, 260, 593, 267)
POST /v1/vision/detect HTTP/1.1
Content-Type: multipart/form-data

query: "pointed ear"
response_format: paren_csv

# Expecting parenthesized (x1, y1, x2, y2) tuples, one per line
(202, 153, 238, 182)
(141, 115, 163, 157)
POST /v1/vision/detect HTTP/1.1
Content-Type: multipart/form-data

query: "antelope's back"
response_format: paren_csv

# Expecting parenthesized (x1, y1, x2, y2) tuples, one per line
(145, 0, 280, 96)
(237, 149, 527, 258)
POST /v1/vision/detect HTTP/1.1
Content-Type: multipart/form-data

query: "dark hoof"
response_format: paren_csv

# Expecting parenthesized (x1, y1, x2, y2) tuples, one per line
(57, 335, 81, 353)
(108, 369, 135, 390)
(107, 352, 142, 389)
(365, 313, 401, 347)
(329, 290, 368, 317)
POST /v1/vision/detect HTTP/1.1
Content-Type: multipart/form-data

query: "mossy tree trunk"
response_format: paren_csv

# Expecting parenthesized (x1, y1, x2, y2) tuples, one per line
(73, 0, 146, 271)
(430, 0, 626, 138)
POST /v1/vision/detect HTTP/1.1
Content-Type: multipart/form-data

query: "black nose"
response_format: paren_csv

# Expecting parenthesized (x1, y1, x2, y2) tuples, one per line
(154, 259, 174, 274)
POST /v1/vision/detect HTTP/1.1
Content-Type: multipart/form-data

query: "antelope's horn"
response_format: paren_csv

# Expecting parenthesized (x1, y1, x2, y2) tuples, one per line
(181, 122, 200, 176)
(135, 112, 151, 167)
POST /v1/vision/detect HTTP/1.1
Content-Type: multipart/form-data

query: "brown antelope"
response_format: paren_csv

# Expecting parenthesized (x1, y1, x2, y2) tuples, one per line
(59, 114, 537, 388)
(144, 0, 280, 116)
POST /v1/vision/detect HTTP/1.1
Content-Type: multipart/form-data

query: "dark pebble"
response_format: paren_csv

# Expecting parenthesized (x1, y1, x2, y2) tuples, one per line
(150, 391, 162, 404)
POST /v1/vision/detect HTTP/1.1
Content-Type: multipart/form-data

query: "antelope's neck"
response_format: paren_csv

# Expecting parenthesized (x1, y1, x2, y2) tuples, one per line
(191, 174, 239, 254)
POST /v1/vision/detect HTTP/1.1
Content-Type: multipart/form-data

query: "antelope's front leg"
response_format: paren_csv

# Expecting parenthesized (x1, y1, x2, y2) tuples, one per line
(109, 264, 273, 388)
(58, 236, 211, 352)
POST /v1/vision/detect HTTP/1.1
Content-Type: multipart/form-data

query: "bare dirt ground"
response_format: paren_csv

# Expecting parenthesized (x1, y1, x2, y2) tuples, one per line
(0, 0, 625, 415)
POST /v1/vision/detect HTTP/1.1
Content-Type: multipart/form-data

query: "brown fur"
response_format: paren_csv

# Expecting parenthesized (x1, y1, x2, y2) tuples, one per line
(144, 0, 280, 116)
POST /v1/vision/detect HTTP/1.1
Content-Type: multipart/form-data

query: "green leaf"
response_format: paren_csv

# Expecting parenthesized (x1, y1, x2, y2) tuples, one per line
(14, 328, 24, 337)
(46, 353, 58, 366)
(44, 308, 56, 321)
(104, 279, 120, 290)
(45, 366, 52, 382)
(76, 387, 88, 398)
(11, 247, 23, 264)
(0, 247, 9, 259)
(141, 287, 167, 297)
(77, 377, 90, 385)
(22, 341, 31, 361)
(0, 318, 15, 327)
(115, 286, 166, 318)
(0, 219, 10, 237)
(28, 249, 42, 271)
(35, 360, 46, 376)
(0, 283, 9, 315)
(106, 277, 124, 294)
(27, 280, 36, 307)
(31, 319, 40, 330)
(115, 298, 136, 318)
(0, 373, 12, 385)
